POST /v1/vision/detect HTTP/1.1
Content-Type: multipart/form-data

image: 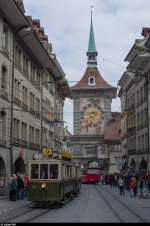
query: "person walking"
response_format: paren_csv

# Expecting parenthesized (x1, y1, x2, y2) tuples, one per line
(16, 173, 24, 200)
(132, 176, 137, 197)
(129, 177, 136, 197)
(23, 175, 29, 200)
(9, 174, 18, 201)
(118, 177, 125, 195)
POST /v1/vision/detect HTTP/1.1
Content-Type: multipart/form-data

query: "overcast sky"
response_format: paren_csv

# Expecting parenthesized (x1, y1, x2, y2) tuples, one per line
(23, 0, 150, 133)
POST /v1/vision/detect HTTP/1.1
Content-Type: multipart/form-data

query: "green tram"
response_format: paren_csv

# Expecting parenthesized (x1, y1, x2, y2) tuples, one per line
(28, 157, 81, 206)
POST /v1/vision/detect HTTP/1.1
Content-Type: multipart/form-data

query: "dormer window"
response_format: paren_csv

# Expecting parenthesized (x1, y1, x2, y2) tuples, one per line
(88, 76, 96, 86)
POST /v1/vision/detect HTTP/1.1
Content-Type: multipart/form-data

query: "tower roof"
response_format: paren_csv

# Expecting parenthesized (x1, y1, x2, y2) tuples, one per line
(71, 67, 116, 91)
(71, 10, 116, 96)
(87, 12, 97, 53)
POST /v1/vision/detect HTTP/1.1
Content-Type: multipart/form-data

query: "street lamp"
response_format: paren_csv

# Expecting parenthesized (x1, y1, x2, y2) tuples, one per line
(9, 26, 32, 176)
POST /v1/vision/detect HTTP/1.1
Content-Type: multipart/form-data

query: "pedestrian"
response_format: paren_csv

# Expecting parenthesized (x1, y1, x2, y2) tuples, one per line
(142, 178, 149, 198)
(23, 175, 29, 200)
(129, 177, 136, 197)
(9, 174, 18, 201)
(147, 173, 150, 193)
(101, 174, 104, 185)
(132, 176, 137, 197)
(16, 173, 24, 200)
(118, 177, 125, 195)
(114, 175, 118, 187)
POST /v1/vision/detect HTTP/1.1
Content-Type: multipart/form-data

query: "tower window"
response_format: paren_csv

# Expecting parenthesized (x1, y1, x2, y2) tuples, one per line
(88, 76, 96, 86)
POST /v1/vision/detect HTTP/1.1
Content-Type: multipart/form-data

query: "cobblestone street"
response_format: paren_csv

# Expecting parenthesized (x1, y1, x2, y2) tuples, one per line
(1, 184, 150, 223)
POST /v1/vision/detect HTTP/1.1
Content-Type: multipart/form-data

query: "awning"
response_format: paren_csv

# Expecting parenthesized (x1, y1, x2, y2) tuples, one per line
(19, 30, 55, 70)
(0, 0, 70, 87)
(0, 0, 29, 30)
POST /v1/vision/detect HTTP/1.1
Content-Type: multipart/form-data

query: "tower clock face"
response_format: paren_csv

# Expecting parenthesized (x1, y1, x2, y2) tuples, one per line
(84, 107, 101, 124)
(80, 98, 105, 135)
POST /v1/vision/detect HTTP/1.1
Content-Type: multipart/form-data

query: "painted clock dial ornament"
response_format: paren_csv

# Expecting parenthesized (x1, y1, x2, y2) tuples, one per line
(84, 107, 101, 124)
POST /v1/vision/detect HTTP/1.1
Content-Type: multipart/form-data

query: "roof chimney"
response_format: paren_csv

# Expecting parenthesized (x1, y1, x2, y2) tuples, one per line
(141, 27, 150, 37)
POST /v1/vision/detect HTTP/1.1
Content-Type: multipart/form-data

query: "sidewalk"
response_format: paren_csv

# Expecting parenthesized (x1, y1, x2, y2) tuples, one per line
(0, 198, 30, 221)
(0, 195, 8, 200)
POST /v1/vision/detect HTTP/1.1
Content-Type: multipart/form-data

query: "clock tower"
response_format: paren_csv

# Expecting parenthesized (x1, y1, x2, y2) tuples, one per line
(71, 12, 117, 167)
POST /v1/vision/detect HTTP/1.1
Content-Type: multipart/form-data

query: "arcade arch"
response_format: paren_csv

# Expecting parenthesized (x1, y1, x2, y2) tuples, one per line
(14, 157, 26, 175)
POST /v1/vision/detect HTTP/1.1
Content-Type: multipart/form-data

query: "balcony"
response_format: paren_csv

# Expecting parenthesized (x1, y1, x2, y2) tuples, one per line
(138, 148, 148, 154)
(29, 142, 35, 148)
(14, 97, 21, 106)
(127, 124, 136, 134)
(13, 137, 20, 145)
(22, 103, 28, 111)
(20, 139, 28, 147)
(30, 108, 35, 115)
(1, 47, 9, 57)
(128, 124, 136, 129)
(34, 144, 40, 150)
(128, 104, 135, 112)
(128, 149, 136, 154)
(35, 112, 40, 119)
(0, 89, 8, 99)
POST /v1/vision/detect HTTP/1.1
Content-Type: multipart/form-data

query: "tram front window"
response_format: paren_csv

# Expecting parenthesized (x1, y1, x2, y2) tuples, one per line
(50, 164, 58, 179)
(40, 164, 48, 179)
(31, 164, 39, 179)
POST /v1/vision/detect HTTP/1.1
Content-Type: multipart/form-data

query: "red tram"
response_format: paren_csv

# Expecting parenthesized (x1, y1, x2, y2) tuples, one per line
(80, 161, 101, 183)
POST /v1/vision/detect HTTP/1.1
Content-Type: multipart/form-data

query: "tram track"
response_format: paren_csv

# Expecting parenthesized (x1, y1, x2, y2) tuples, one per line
(94, 185, 123, 222)
(95, 185, 146, 223)
(1, 196, 74, 223)
(27, 197, 75, 223)
(0, 204, 33, 222)
(12, 208, 51, 223)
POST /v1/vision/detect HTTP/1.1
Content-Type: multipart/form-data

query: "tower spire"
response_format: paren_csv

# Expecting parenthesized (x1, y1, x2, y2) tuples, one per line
(87, 6, 98, 67)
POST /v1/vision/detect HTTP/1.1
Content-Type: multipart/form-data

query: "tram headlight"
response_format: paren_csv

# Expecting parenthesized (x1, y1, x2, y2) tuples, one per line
(41, 183, 47, 189)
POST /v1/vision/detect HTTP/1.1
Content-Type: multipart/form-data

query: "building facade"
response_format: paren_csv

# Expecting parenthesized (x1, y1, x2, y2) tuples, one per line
(118, 28, 150, 174)
(0, 0, 71, 191)
(71, 13, 121, 172)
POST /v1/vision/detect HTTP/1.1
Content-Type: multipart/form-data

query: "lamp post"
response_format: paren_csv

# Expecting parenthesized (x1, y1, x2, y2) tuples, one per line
(9, 26, 32, 176)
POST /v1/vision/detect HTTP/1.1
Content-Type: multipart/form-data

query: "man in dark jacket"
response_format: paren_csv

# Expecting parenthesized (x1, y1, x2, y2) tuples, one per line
(16, 173, 24, 200)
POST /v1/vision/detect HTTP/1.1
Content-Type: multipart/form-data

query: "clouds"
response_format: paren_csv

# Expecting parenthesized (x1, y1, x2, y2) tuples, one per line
(23, 0, 150, 133)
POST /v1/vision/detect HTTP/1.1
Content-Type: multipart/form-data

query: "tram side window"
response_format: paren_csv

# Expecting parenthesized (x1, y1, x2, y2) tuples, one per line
(40, 164, 48, 179)
(31, 164, 39, 179)
(50, 164, 58, 179)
